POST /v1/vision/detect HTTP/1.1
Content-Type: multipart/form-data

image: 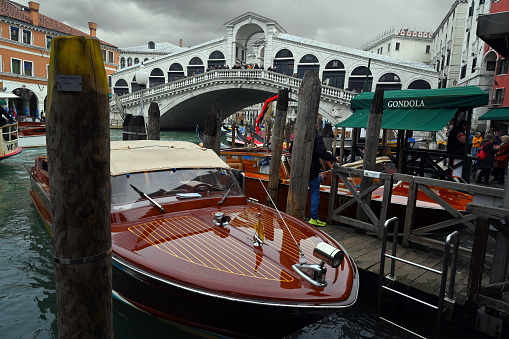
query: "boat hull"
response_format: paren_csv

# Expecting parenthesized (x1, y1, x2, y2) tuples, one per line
(18, 134, 46, 148)
(112, 255, 356, 339)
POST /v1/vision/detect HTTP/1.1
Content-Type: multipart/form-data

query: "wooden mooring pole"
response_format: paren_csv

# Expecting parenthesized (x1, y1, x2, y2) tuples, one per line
(286, 71, 321, 220)
(267, 89, 289, 207)
(46, 36, 112, 338)
(147, 102, 160, 140)
(356, 88, 384, 223)
(203, 102, 222, 156)
(122, 114, 146, 140)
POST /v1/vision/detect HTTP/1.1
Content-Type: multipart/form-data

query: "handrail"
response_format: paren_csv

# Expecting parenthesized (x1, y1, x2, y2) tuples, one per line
(111, 69, 356, 107)
(377, 216, 460, 339)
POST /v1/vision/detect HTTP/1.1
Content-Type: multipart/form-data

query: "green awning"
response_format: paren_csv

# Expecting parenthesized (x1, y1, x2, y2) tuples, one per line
(350, 86, 489, 110)
(335, 107, 458, 131)
(479, 107, 509, 121)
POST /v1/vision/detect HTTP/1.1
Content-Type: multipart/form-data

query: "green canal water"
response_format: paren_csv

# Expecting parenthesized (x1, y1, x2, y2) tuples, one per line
(0, 129, 479, 338)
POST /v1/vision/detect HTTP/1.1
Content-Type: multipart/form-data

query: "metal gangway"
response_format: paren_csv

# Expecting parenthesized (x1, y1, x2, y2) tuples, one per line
(377, 217, 460, 338)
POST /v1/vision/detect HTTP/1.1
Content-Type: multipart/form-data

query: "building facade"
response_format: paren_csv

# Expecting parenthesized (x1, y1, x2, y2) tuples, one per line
(430, 0, 469, 90)
(0, 0, 118, 117)
(488, 0, 509, 126)
(360, 28, 434, 65)
(457, 0, 493, 130)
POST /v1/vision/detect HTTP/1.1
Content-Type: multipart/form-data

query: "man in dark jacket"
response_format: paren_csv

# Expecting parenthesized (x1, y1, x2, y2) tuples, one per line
(0, 101, 15, 126)
(446, 120, 467, 155)
(309, 131, 340, 227)
(476, 133, 497, 184)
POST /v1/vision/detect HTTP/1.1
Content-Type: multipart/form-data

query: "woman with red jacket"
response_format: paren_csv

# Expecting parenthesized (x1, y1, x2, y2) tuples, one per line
(493, 135, 509, 184)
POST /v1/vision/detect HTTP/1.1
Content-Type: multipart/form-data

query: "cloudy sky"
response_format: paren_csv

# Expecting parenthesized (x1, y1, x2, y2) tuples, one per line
(34, 0, 457, 49)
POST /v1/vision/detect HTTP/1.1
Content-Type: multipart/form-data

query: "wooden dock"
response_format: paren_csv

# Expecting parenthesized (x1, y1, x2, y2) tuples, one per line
(321, 224, 491, 307)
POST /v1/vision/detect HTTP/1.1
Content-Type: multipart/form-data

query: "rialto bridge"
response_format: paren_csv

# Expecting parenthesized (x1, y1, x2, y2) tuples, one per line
(110, 12, 438, 129)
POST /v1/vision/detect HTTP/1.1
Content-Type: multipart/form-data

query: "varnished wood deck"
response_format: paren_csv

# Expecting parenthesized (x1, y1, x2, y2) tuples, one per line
(321, 224, 492, 306)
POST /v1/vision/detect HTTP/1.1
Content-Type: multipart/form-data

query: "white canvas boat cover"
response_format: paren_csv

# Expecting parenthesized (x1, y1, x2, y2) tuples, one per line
(110, 140, 230, 176)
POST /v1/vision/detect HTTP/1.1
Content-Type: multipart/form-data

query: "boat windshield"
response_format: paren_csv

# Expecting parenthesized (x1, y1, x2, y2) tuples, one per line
(111, 168, 244, 205)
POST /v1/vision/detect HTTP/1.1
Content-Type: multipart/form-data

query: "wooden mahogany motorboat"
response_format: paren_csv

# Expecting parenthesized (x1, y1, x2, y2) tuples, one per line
(218, 147, 473, 228)
(0, 121, 22, 161)
(28, 140, 359, 338)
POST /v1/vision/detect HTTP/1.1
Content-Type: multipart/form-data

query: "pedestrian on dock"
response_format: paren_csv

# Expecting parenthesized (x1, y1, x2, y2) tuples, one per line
(493, 135, 509, 184)
(309, 130, 340, 227)
(446, 120, 467, 155)
(476, 133, 497, 185)
(0, 100, 15, 126)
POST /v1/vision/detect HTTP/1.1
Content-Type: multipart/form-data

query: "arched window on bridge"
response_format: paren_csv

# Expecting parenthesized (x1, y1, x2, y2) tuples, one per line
(127, 58, 132, 67)
(149, 68, 165, 87)
(348, 66, 372, 93)
(408, 79, 431, 90)
(120, 57, 125, 69)
(376, 73, 402, 91)
(131, 75, 146, 92)
(144, 58, 149, 62)
(297, 54, 319, 79)
(208, 51, 226, 69)
(322, 59, 345, 89)
(188, 57, 204, 76)
(114, 79, 129, 96)
(134, 58, 139, 65)
(168, 63, 185, 81)
(273, 49, 294, 76)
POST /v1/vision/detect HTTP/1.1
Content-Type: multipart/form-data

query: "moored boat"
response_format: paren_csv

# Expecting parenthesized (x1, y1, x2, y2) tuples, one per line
(218, 147, 473, 227)
(17, 116, 46, 148)
(28, 140, 359, 338)
(1, 121, 22, 161)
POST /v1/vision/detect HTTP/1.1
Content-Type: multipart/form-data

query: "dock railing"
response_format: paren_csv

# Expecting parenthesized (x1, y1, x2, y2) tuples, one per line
(327, 164, 504, 255)
(377, 217, 460, 339)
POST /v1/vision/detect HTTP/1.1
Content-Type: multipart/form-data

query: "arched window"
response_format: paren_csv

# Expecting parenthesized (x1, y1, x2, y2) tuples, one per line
(325, 60, 345, 69)
(189, 57, 203, 65)
(408, 80, 431, 90)
(113, 79, 129, 96)
(188, 57, 204, 75)
(348, 66, 373, 92)
(379, 73, 400, 82)
(209, 51, 225, 59)
(273, 49, 294, 76)
(322, 60, 345, 88)
(127, 58, 132, 67)
(297, 54, 319, 78)
(120, 57, 125, 69)
(299, 54, 319, 64)
(275, 49, 293, 58)
(208, 51, 226, 68)
(377, 73, 401, 91)
(149, 68, 165, 87)
(351, 66, 372, 76)
(168, 63, 185, 81)
(134, 58, 139, 65)
(148, 41, 155, 49)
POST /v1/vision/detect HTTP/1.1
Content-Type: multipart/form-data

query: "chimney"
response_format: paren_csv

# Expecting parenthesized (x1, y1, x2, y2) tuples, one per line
(179, 39, 183, 47)
(28, 2, 39, 26)
(88, 22, 97, 38)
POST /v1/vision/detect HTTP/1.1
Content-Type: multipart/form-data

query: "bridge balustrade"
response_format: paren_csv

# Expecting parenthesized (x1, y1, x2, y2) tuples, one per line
(112, 69, 355, 109)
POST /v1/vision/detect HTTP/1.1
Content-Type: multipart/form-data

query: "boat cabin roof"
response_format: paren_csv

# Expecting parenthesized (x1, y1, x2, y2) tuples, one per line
(110, 140, 230, 176)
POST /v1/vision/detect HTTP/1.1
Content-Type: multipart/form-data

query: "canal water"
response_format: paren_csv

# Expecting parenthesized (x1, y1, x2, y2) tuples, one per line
(0, 129, 478, 338)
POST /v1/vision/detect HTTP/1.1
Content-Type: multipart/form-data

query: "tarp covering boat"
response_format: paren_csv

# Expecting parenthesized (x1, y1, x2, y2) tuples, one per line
(110, 140, 230, 176)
